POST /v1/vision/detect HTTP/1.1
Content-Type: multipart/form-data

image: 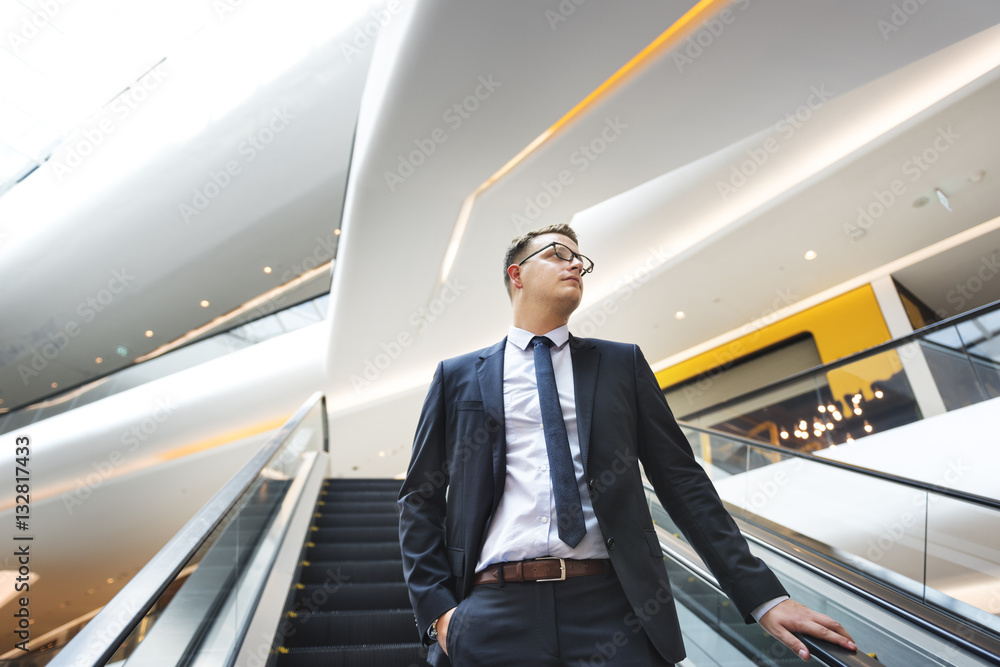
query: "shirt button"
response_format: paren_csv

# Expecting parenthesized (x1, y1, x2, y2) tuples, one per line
(540, 517, 549, 523)
(540, 465, 548, 472)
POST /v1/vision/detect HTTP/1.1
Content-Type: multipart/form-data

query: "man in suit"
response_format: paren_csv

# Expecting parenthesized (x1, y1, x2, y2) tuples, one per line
(398, 224, 855, 665)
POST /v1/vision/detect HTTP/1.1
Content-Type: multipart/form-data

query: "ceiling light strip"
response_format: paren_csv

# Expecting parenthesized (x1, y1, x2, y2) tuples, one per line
(438, 0, 733, 283)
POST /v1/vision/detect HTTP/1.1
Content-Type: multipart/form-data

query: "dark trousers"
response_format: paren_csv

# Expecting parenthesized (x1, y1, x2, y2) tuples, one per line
(445, 567, 674, 666)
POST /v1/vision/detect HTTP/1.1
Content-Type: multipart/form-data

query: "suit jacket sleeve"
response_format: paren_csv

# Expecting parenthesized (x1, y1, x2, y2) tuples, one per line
(397, 362, 458, 643)
(632, 345, 787, 621)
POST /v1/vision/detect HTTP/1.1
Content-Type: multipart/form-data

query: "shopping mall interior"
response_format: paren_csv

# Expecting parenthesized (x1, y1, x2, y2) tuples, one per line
(1, 1, 999, 664)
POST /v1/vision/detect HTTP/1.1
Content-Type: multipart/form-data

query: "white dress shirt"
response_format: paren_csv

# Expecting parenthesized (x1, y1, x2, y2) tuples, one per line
(473, 324, 786, 621)
(476, 325, 608, 570)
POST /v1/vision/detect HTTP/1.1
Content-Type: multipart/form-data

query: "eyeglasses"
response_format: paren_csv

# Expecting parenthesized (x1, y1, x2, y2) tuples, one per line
(517, 242, 594, 274)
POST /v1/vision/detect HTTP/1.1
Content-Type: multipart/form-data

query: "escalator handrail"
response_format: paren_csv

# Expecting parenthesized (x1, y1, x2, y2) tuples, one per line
(653, 515, 882, 666)
(649, 484, 1000, 665)
(678, 420, 1000, 513)
(48, 391, 328, 667)
(675, 298, 1000, 422)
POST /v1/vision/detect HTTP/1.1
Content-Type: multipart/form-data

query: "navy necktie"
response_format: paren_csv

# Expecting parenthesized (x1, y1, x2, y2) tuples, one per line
(531, 336, 586, 548)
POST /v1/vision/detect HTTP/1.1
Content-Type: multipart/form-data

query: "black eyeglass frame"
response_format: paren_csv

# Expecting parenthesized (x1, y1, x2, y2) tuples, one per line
(515, 242, 595, 274)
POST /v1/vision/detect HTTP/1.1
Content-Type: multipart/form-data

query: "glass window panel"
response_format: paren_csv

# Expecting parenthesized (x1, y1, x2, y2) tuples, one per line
(925, 496, 1000, 632)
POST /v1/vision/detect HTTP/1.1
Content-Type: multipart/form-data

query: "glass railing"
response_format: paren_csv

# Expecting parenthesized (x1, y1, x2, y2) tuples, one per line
(676, 300, 1000, 451)
(646, 483, 999, 666)
(663, 422, 1000, 641)
(0, 293, 329, 436)
(41, 392, 328, 667)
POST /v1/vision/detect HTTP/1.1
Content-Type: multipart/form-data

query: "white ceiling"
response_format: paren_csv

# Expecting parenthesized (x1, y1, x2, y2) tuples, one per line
(2, 0, 1000, 423)
(323, 0, 1000, 416)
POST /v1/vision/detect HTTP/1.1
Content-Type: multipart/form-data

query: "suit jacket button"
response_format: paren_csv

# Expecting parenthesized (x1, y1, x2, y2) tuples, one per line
(588, 479, 596, 491)
(606, 537, 615, 550)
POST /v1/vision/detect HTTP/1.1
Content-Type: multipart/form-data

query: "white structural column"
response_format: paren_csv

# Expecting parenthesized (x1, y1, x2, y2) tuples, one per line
(870, 276, 948, 419)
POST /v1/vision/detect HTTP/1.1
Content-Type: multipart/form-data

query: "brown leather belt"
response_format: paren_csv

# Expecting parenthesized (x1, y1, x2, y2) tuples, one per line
(473, 557, 610, 585)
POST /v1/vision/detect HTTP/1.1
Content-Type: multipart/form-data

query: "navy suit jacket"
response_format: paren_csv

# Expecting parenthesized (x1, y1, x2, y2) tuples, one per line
(398, 335, 786, 664)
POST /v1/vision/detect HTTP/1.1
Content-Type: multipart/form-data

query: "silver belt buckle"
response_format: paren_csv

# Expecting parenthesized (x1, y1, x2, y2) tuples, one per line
(535, 556, 566, 582)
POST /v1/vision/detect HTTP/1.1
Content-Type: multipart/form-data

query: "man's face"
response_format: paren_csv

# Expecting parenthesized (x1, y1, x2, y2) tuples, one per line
(515, 233, 587, 311)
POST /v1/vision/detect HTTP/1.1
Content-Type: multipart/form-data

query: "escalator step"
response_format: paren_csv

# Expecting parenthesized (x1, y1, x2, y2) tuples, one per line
(319, 501, 398, 514)
(299, 560, 404, 584)
(307, 542, 402, 561)
(325, 478, 402, 487)
(281, 609, 418, 647)
(313, 513, 399, 528)
(310, 526, 399, 543)
(292, 582, 410, 611)
(276, 643, 428, 667)
(322, 490, 400, 502)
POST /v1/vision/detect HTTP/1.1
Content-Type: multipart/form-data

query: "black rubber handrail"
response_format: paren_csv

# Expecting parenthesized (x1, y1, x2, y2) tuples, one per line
(677, 420, 1000, 512)
(676, 298, 1000, 421)
(48, 391, 327, 667)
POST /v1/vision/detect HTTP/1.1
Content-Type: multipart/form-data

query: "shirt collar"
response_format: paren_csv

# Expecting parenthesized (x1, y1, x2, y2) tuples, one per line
(508, 324, 570, 351)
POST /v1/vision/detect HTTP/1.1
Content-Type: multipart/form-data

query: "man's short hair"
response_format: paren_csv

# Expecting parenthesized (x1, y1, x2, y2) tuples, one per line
(503, 223, 579, 297)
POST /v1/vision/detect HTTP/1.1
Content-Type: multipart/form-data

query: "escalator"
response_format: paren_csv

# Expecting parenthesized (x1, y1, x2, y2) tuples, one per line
(43, 393, 1000, 666)
(274, 478, 428, 667)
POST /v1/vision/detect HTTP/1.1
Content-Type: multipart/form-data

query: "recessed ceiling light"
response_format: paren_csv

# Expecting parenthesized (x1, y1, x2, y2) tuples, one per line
(50, 382, 58, 388)
(263, 266, 272, 274)
(674, 311, 686, 320)
(935, 188, 951, 212)
(200, 300, 210, 307)
(969, 169, 986, 183)
(804, 250, 817, 261)
(145, 330, 154, 338)
(95, 357, 103, 364)
(334, 229, 342, 235)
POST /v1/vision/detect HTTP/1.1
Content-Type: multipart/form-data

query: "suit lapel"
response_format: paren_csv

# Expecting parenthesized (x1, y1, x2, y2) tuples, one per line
(570, 335, 599, 471)
(476, 338, 507, 512)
